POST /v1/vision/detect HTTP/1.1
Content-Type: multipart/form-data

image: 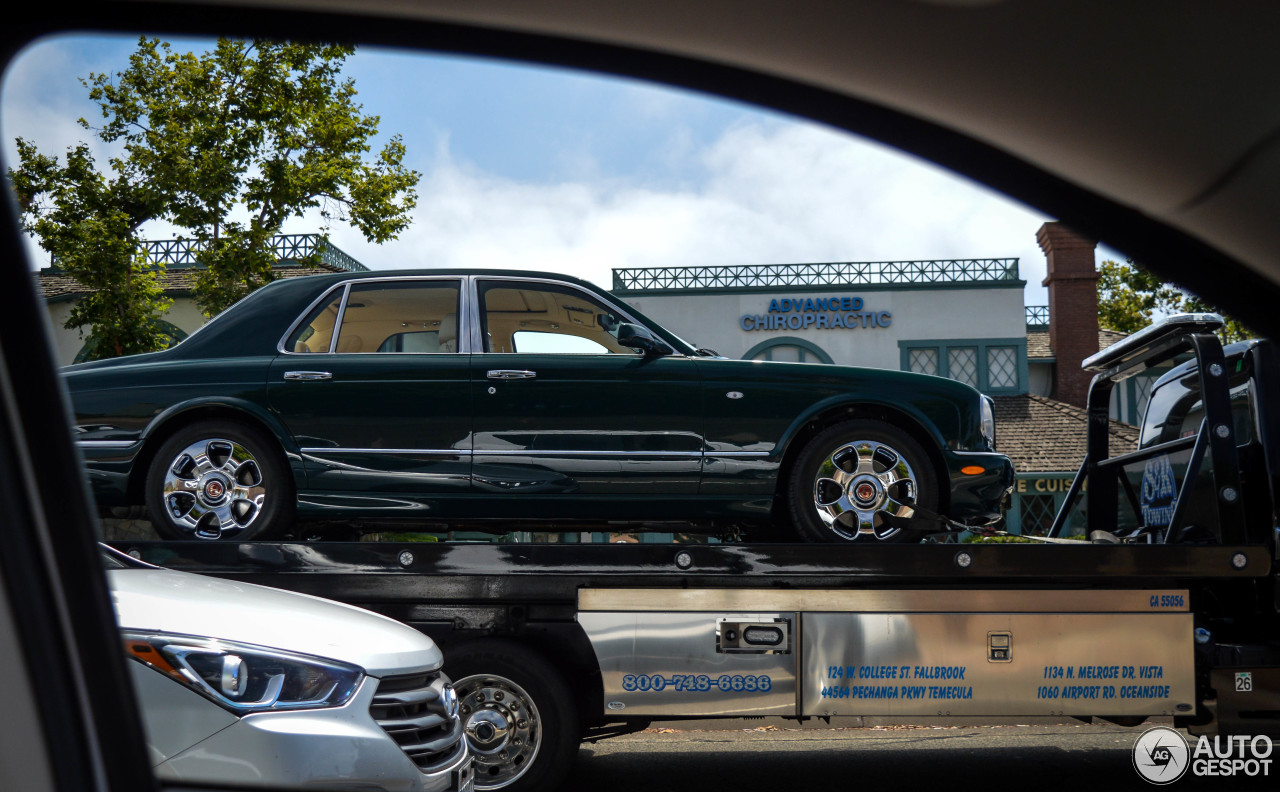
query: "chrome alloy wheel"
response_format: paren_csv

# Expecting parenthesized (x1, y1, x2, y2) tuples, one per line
(812, 440, 919, 540)
(454, 673, 541, 789)
(160, 438, 267, 539)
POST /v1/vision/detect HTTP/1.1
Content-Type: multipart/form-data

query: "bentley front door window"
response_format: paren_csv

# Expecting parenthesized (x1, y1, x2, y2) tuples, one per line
(478, 281, 631, 355)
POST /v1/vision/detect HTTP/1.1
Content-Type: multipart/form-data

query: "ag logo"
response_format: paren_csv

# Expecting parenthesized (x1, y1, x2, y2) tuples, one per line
(1133, 726, 1190, 784)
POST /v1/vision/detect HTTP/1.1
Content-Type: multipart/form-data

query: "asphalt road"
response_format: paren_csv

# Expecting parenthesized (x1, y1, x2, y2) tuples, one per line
(560, 722, 1275, 791)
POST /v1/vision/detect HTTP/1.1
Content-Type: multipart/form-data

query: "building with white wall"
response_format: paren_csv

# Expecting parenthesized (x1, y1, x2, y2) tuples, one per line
(38, 234, 367, 366)
(610, 223, 1145, 537)
(618, 257, 1032, 395)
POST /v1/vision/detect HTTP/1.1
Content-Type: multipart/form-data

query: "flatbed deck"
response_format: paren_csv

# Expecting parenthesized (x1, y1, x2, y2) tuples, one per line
(113, 539, 1271, 604)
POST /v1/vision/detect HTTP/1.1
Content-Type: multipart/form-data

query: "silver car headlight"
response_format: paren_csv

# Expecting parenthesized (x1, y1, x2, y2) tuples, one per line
(980, 396, 996, 451)
(124, 632, 363, 714)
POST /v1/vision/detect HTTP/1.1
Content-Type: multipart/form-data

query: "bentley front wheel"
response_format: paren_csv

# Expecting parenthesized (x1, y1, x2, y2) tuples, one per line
(786, 419, 938, 543)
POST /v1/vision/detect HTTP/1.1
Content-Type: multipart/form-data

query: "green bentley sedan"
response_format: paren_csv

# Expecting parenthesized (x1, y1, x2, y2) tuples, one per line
(63, 269, 1013, 542)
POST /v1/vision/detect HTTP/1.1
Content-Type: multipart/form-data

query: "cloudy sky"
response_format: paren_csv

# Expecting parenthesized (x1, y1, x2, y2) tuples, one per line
(2, 33, 1070, 303)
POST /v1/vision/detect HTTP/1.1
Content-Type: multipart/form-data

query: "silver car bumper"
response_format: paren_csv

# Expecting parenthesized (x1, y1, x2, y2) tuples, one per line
(152, 674, 473, 792)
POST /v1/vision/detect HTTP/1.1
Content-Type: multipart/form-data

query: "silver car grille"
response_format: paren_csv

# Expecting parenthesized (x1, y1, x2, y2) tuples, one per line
(371, 671, 466, 772)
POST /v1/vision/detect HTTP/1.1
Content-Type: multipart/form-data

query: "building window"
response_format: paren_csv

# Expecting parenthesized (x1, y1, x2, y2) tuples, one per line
(742, 336, 834, 364)
(1107, 369, 1168, 426)
(1128, 371, 1161, 425)
(1006, 485, 1091, 537)
(898, 338, 1027, 394)
(987, 346, 1019, 389)
(907, 348, 938, 376)
(948, 347, 978, 387)
(1017, 493, 1058, 536)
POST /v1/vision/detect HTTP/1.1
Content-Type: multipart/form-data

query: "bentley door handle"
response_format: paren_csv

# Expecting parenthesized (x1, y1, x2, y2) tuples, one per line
(486, 370, 537, 380)
(283, 371, 333, 381)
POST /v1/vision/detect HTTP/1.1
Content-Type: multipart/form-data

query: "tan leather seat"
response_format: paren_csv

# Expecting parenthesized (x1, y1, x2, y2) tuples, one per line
(438, 313, 457, 353)
(336, 334, 363, 354)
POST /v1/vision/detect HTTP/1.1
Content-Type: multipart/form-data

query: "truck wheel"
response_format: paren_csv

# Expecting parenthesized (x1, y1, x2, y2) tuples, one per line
(786, 419, 938, 543)
(144, 420, 293, 540)
(445, 640, 581, 792)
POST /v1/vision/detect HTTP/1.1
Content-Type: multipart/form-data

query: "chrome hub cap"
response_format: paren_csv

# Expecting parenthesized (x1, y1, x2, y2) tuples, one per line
(161, 438, 266, 539)
(812, 440, 918, 540)
(455, 674, 541, 789)
(852, 478, 880, 505)
(466, 710, 511, 755)
(200, 475, 229, 503)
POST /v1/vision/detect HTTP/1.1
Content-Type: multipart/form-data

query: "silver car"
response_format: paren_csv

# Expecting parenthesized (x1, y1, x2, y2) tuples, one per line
(104, 547, 474, 791)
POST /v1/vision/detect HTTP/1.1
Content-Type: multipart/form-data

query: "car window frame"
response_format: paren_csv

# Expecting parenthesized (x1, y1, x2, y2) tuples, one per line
(471, 274, 656, 357)
(277, 275, 470, 355)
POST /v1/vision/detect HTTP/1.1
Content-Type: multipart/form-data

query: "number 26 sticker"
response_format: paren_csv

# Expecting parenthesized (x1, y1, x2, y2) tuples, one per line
(1236, 672, 1253, 693)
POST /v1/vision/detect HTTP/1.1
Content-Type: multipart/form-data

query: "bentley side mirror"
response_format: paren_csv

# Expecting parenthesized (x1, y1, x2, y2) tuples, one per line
(617, 323, 672, 356)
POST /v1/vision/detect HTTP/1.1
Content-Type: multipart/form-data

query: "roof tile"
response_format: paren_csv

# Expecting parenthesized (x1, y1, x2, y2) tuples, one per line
(992, 393, 1138, 474)
(1026, 329, 1128, 360)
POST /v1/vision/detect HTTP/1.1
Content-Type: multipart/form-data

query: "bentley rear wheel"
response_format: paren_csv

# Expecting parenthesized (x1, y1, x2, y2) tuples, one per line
(786, 419, 938, 543)
(144, 420, 293, 540)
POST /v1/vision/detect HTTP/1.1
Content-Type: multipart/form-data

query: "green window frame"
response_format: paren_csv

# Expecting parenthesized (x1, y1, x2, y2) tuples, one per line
(1116, 367, 1171, 426)
(897, 337, 1028, 395)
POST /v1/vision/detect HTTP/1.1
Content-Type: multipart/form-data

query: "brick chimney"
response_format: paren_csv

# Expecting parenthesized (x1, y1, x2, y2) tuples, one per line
(1037, 222, 1099, 408)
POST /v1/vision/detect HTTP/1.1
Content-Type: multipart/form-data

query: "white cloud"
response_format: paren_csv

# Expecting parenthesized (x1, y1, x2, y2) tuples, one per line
(3, 36, 140, 268)
(322, 121, 1054, 302)
(4, 36, 1056, 304)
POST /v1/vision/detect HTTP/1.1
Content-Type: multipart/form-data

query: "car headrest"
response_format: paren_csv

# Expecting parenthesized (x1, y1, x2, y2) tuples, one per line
(439, 313, 457, 344)
(336, 334, 363, 354)
(439, 313, 457, 352)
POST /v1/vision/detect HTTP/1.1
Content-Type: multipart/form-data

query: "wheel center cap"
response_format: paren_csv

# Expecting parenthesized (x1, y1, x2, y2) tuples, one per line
(200, 475, 229, 503)
(465, 709, 510, 754)
(853, 480, 877, 503)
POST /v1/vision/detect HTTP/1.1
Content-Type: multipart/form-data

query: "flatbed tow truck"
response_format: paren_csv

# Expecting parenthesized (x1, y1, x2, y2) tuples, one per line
(113, 315, 1280, 791)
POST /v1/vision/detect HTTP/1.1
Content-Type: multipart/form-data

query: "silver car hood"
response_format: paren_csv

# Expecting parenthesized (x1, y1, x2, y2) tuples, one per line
(108, 567, 442, 677)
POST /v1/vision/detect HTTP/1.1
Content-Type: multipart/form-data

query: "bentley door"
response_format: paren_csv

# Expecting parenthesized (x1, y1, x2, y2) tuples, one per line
(268, 277, 472, 501)
(468, 277, 703, 515)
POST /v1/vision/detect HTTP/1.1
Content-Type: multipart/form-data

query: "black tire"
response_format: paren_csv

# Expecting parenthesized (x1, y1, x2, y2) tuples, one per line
(785, 419, 938, 543)
(445, 640, 581, 792)
(144, 420, 294, 540)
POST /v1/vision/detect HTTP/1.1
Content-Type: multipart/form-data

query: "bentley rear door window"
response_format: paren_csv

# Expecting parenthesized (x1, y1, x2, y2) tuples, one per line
(287, 291, 345, 353)
(334, 281, 461, 354)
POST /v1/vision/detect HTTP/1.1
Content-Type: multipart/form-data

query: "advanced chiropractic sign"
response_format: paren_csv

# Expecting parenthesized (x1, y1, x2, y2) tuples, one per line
(740, 296, 892, 332)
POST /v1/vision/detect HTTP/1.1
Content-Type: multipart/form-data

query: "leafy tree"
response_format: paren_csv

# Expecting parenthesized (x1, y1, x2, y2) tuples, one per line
(83, 37, 420, 316)
(1181, 294, 1252, 344)
(9, 139, 172, 359)
(10, 38, 421, 359)
(1098, 258, 1253, 343)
